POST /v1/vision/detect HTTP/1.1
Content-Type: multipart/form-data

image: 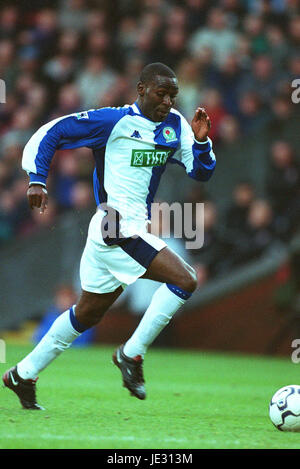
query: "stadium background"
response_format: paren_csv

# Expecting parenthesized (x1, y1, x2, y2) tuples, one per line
(0, 0, 299, 356)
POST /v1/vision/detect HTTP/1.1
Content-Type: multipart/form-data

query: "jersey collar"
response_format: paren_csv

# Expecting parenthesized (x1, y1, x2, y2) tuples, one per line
(132, 101, 163, 124)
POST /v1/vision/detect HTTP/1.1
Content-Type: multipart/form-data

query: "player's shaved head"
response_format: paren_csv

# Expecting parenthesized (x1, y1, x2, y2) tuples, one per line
(140, 62, 176, 84)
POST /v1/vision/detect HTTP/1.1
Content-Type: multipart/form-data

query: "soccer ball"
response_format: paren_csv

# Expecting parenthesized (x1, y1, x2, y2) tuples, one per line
(269, 385, 300, 431)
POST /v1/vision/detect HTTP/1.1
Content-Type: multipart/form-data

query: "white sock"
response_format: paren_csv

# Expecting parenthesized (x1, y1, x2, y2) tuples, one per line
(123, 283, 190, 358)
(17, 307, 82, 380)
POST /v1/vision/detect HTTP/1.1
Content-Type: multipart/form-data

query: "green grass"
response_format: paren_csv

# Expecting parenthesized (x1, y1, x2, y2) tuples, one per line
(1, 343, 300, 449)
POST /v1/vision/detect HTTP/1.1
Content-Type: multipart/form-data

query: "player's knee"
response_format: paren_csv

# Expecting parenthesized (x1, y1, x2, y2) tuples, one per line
(180, 266, 198, 293)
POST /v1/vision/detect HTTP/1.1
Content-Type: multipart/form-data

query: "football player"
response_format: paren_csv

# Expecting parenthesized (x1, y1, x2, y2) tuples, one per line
(3, 63, 215, 409)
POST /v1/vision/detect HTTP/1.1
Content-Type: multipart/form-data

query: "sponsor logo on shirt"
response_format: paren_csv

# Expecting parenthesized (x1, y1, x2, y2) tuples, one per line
(131, 149, 171, 167)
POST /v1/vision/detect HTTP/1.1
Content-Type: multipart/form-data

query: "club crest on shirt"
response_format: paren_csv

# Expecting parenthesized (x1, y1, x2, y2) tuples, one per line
(163, 127, 177, 142)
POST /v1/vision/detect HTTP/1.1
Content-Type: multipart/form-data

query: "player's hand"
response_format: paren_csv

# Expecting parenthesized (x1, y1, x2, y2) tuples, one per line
(191, 107, 211, 142)
(27, 184, 48, 213)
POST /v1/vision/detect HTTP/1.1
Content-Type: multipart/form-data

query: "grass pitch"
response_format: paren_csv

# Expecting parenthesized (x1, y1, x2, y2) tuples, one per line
(1, 343, 300, 449)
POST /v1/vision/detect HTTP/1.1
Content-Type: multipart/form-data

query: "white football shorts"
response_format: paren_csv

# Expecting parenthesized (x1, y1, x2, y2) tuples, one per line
(80, 210, 167, 294)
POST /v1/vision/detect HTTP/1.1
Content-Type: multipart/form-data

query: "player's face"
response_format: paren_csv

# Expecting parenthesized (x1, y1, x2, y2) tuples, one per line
(137, 75, 179, 122)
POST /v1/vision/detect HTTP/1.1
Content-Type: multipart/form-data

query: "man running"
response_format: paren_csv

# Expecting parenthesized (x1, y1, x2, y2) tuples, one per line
(3, 63, 215, 409)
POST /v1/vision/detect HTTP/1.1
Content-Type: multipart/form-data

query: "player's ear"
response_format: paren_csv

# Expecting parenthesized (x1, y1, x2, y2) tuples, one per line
(137, 81, 145, 97)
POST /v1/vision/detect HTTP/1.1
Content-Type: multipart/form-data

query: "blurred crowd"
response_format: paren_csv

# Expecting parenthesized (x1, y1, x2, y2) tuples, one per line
(0, 0, 299, 287)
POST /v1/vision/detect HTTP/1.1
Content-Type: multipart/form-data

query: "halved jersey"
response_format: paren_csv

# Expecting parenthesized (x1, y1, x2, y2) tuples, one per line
(22, 102, 216, 237)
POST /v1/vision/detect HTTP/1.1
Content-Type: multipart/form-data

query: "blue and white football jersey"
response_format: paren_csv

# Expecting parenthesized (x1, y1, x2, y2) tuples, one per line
(22, 102, 216, 236)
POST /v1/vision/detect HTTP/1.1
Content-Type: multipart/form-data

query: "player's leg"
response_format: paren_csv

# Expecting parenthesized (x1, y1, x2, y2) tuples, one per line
(141, 245, 197, 291)
(2, 287, 122, 409)
(17, 287, 123, 379)
(2, 215, 125, 409)
(113, 244, 197, 400)
(122, 246, 197, 360)
(15, 228, 126, 383)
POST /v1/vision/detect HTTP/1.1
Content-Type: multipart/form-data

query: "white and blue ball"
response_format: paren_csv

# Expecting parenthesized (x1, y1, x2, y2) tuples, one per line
(269, 385, 300, 431)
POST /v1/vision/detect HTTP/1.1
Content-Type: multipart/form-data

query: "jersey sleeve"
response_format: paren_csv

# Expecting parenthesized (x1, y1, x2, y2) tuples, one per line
(22, 107, 127, 186)
(171, 113, 216, 182)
